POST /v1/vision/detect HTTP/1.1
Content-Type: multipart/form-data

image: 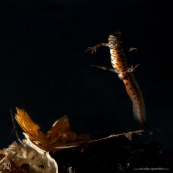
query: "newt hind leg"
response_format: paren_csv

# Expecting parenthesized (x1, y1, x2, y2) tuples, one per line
(125, 64, 140, 73)
(91, 65, 118, 73)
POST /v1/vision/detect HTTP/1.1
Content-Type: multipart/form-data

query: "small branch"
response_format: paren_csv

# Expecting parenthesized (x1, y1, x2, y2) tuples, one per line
(10, 109, 23, 144)
(88, 129, 150, 143)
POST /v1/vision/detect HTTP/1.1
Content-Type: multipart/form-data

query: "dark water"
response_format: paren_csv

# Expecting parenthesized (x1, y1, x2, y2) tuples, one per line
(0, 0, 173, 152)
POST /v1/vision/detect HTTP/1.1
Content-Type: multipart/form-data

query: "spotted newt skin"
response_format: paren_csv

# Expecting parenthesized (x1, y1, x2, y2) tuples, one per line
(86, 32, 146, 126)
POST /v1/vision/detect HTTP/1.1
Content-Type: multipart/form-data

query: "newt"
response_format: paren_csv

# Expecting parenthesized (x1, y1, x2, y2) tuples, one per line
(86, 32, 147, 127)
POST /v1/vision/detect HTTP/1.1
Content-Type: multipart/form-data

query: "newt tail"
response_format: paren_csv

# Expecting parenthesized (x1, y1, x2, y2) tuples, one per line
(86, 31, 147, 127)
(123, 73, 146, 125)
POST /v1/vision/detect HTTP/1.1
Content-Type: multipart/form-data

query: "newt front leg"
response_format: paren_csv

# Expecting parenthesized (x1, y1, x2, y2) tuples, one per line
(85, 43, 108, 54)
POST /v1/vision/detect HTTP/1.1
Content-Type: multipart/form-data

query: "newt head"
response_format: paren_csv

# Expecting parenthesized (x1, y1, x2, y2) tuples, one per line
(108, 31, 124, 48)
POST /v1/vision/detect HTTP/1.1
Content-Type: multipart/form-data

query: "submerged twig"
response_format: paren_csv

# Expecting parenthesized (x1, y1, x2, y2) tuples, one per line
(10, 109, 23, 145)
(88, 129, 149, 143)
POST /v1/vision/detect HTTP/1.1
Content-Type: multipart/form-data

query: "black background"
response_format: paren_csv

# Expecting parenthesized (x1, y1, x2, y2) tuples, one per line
(0, 0, 173, 150)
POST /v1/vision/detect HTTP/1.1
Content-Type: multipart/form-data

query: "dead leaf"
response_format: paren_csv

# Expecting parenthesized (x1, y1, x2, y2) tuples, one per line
(0, 141, 58, 173)
(15, 108, 91, 152)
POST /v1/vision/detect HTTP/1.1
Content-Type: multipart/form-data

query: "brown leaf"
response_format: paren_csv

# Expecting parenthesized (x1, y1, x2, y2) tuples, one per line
(0, 141, 58, 173)
(15, 108, 45, 142)
(15, 108, 91, 152)
(0, 158, 27, 173)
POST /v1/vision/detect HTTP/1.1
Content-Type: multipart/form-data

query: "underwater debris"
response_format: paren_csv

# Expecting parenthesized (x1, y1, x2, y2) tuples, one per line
(15, 108, 91, 152)
(0, 140, 58, 173)
(1, 107, 171, 173)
